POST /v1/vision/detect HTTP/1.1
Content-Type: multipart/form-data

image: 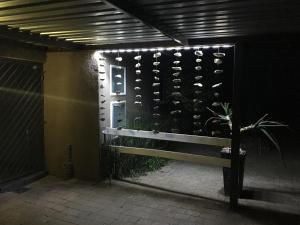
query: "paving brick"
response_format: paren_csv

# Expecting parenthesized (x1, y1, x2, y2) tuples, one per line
(0, 176, 299, 225)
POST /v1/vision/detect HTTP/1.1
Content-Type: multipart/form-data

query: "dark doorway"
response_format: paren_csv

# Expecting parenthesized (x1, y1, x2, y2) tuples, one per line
(0, 57, 45, 185)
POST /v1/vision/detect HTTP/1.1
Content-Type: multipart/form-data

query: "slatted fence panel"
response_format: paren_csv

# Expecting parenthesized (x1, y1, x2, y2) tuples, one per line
(0, 57, 44, 185)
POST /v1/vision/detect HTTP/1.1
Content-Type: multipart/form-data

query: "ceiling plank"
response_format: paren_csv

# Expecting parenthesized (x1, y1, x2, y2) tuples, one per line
(0, 3, 110, 22)
(0, 25, 81, 50)
(102, 0, 188, 45)
(0, 0, 51, 9)
(0, 0, 102, 17)
(81, 39, 177, 49)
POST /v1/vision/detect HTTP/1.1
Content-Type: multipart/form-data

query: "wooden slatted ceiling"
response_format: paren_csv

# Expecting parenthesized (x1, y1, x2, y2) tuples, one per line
(131, 0, 300, 39)
(0, 0, 169, 47)
(0, 0, 299, 47)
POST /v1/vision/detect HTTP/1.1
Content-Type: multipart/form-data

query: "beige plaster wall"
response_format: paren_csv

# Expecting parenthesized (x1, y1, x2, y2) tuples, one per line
(44, 51, 101, 180)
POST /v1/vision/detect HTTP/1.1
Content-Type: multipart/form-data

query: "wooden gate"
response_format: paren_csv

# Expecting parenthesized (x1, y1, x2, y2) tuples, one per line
(0, 57, 45, 186)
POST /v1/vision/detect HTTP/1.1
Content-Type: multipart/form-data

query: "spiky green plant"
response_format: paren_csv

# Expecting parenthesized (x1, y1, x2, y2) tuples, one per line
(206, 103, 288, 158)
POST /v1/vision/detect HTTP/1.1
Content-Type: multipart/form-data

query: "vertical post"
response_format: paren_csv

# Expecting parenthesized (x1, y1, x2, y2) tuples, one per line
(230, 43, 242, 209)
(99, 132, 106, 180)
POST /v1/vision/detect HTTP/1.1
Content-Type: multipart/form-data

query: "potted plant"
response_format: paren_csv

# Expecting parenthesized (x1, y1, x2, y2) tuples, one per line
(206, 103, 288, 196)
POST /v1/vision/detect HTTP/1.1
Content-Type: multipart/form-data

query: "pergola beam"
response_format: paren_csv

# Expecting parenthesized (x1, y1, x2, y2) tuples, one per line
(0, 25, 82, 50)
(102, 0, 188, 46)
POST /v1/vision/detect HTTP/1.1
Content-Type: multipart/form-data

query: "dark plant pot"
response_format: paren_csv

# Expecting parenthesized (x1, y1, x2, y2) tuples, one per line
(221, 148, 246, 196)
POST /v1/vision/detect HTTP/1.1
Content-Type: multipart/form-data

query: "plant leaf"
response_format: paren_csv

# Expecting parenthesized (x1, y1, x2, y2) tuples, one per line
(220, 122, 230, 126)
(254, 114, 269, 127)
(206, 107, 221, 117)
(259, 121, 288, 127)
(260, 128, 286, 167)
(259, 125, 288, 128)
(205, 117, 220, 127)
(260, 128, 281, 154)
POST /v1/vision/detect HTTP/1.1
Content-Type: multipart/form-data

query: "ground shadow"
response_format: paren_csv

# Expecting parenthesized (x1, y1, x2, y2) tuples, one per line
(237, 204, 300, 225)
(241, 187, 300, 205)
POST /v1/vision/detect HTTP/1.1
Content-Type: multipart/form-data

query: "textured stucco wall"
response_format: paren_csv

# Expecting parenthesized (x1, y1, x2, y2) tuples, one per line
(44, 51, 100, 180)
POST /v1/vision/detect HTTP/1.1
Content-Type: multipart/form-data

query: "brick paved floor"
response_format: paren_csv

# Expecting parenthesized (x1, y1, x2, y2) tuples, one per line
(0, 176, 300, 225)
(125, 137, 300, 215)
